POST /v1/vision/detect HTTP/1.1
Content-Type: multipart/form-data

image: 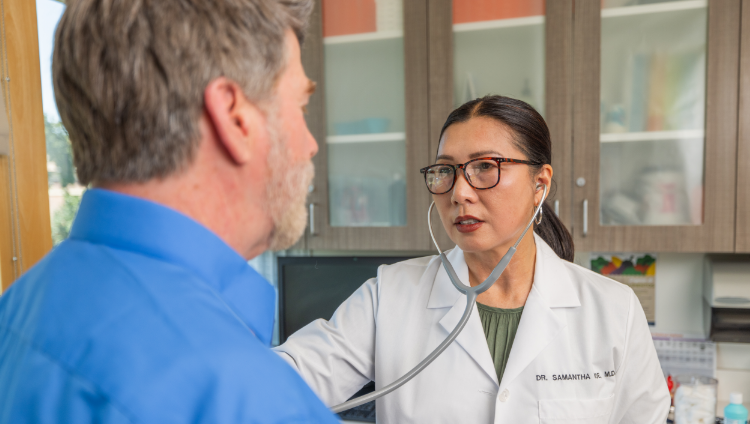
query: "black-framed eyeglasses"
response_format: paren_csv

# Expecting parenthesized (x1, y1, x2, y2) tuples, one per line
(419, 157, 543, 195)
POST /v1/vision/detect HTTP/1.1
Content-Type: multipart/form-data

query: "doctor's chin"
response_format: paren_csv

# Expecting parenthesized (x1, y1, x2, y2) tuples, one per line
(1, 0, 749, 423)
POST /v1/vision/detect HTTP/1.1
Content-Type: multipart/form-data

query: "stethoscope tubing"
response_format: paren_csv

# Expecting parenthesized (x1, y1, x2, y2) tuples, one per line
(330, 184, 548, 413)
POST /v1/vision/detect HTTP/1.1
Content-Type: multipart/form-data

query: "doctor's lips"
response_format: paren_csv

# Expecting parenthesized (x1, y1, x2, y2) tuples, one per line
(454, 215, 483, 233)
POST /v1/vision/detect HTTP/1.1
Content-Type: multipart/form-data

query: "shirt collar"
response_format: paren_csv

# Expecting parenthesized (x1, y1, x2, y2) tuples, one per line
(69, 188, 276, 345)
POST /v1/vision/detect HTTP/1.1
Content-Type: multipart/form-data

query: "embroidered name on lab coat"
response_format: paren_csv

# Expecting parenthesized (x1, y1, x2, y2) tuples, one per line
(536, 370, 615, 381)
(553, 374, 590, 381)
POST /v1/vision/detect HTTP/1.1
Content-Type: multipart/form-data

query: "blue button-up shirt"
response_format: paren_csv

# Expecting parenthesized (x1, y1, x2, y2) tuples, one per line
(0, 189, 338, 423)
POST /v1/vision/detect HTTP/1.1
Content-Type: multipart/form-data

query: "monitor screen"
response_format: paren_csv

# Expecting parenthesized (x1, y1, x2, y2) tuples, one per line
(277, 256, 417, 422)
(277, 256, 413, 343)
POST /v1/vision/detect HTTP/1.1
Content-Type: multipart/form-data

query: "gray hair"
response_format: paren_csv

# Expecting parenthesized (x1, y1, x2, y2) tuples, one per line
(53, 0, 313, 185)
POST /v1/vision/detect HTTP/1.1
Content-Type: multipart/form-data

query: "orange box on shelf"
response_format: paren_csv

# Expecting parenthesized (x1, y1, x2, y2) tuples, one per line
(453, 0, 545, 24)
(323, 0, 377, 37)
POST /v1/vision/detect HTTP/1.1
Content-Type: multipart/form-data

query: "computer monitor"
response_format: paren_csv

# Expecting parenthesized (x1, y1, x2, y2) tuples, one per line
(276, 256, 416, 422)
(277, 256, 413, 343)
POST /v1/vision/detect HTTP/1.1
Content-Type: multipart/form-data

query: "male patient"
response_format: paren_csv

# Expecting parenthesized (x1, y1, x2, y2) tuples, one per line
(0, 0, 338, 422)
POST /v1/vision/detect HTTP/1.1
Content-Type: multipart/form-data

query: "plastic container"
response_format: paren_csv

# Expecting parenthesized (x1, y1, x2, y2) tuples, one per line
(725, 392, 749, 424)
(673, 375, 718, 424)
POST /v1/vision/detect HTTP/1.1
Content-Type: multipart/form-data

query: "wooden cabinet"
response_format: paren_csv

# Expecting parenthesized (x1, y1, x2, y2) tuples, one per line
(737, 0, 750, 253)
(301, 0, 745, 253)
(300, 0, 432, 251)
(426, 0, 573, 249)
(571, 0, 739, 252)
(301, 0, 574, 251)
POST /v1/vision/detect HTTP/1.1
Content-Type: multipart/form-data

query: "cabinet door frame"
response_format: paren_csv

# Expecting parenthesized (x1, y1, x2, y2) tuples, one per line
(426, 0, 575, 250)
(571, 0, 739, 253)
(736, 0, 750, 253)
(0, 0, 53, 291)
(425, 0, 453, 250)
(302, 0, 432, 251)
(545, 0, 575, 233)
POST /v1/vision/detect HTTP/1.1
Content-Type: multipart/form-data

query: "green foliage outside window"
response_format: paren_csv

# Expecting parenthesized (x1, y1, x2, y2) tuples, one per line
(51, 190, 82, 244)
(45, 115, 76, 187)
(45, 114, 82, 245)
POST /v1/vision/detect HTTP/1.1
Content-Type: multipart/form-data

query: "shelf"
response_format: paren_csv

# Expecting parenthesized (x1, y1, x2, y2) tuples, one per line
(453, 15, 544, 33)
(323, 31, 402, 45)
(327, 132, 406, 144)
(600, 129, 704, 143)
(601, 0, 706, 19)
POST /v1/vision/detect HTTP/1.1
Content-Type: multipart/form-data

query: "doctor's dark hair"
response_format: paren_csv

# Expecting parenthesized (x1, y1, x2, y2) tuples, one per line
(438, 95, 575, 262)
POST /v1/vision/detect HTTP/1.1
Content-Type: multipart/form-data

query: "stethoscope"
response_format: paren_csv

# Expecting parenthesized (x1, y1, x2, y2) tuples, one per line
(331, 183, 549, 413)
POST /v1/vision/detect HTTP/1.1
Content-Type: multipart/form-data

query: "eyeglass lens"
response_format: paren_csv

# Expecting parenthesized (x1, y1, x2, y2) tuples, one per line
(425, 159, 500, 194)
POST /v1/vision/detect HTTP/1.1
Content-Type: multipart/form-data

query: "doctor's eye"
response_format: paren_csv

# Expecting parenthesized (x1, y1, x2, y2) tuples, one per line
(437, 166, 453, 175)
(468, 160, 498, 175)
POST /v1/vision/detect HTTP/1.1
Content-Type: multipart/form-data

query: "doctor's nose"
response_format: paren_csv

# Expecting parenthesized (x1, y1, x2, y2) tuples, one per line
(451, 170, 478, 205)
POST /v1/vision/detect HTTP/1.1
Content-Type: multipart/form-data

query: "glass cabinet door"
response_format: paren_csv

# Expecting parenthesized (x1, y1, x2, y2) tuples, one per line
(304, 0, 431, 250)
(425, 0, 568, 250)
(600, 0, 706, 227)
(452, 0, 546, 113)
(322, 0, 407, 228)
(572, 0, 739, 252)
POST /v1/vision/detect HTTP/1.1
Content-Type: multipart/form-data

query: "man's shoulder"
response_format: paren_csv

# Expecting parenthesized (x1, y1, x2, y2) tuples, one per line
(0, 325, 137, 424)
(0, 240, 339, 423)
(0, 237, 254, 370)
(0, 238, 195, 338)
(0, 239, 134, 328)
(0, 323, 338, 424)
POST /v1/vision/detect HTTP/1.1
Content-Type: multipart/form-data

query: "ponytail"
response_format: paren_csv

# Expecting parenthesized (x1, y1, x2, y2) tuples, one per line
(439, 95, 575, 261)
(534, 201, 574, 262)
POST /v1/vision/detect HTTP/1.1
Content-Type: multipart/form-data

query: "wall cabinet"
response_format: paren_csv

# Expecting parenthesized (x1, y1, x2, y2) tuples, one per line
(300, 0, 746, 253)
(425, 0, 573, 250)
(571, 0, 739, 253)
(736, 0, 750, 253)
(301, 0, 432, 251)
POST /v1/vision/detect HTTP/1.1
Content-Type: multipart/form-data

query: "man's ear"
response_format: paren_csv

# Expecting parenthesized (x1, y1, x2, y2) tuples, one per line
(203, 77, 265, 165)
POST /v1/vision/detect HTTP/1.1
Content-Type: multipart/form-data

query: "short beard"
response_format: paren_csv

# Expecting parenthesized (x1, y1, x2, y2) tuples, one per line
(264, 109, 314, 251)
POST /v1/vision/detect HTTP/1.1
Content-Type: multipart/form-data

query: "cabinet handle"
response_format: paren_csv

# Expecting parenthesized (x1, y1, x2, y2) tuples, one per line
(582, 199, 588, 238)
(554, 200, 560, 217)
(309, 203, 317, 236)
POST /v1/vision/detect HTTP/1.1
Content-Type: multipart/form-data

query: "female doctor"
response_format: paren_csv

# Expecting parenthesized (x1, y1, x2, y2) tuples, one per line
(275, 95, 670, 423)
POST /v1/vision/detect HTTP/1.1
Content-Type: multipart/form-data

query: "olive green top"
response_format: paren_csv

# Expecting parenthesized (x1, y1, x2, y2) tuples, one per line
(476, 303, 524, 384)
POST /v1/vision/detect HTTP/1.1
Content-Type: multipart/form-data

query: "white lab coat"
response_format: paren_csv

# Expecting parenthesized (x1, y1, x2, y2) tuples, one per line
(275, 234, 670, 423)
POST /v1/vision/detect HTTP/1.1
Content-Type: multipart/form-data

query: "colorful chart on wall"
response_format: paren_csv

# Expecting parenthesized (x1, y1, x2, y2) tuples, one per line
(590, 253, 656, 325)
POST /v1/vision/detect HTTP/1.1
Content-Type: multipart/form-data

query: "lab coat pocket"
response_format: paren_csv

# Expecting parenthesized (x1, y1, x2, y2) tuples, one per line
(538, 394, 615, 424)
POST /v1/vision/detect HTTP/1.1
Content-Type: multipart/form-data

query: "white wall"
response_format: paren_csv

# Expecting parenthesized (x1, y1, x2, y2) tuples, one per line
(652, 253, 706, 335)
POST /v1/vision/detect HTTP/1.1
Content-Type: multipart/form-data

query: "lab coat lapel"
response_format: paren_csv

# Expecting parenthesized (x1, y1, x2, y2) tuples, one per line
(499, 235, 580, 389)
(430, 248, 499, 386)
